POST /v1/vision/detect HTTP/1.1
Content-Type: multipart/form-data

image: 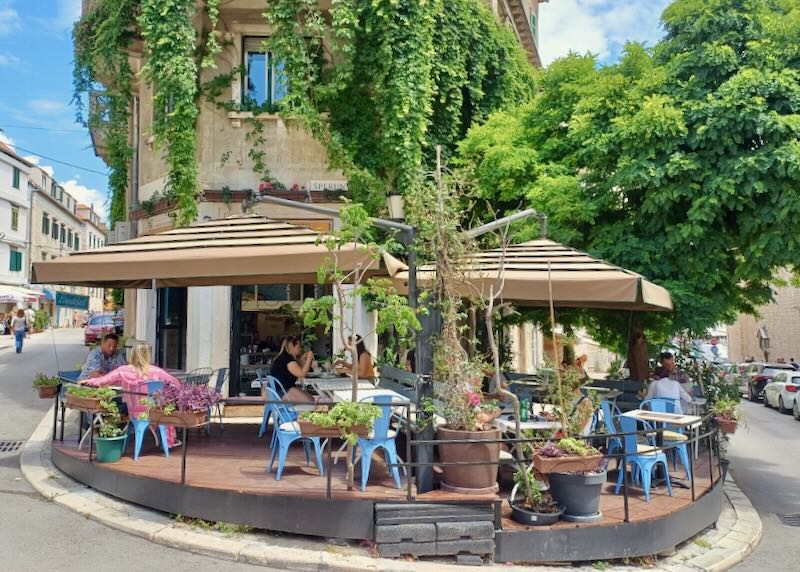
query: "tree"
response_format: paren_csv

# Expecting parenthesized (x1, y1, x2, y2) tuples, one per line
(458, 0, 800, 351)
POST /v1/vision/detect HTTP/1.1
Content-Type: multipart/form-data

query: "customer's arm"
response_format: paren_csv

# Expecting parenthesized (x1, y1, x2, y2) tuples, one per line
(81, 368, 123, 387)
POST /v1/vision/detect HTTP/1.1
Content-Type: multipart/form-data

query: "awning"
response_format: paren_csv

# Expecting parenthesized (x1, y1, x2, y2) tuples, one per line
(43, 288, 56, 301)
(32, 216, 381, 289)
(0, 285, 46, 304)
(390, 239, 673, 312)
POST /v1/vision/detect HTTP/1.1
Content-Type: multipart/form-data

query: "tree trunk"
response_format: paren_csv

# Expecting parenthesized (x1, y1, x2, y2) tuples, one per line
(627, 322, 649, 381)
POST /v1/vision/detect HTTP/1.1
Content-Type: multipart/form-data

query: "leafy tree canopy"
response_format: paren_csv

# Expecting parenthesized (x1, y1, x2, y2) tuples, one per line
(457, 0, 800, 348)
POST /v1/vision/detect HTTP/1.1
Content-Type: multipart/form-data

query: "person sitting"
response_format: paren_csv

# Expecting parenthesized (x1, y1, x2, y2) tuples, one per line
(79, 344, 181, 446)
(646, 366, 692, 413)
(334, 335, 376, 379)
(79, 333, 127, 380)
(269, 335, 316, 403)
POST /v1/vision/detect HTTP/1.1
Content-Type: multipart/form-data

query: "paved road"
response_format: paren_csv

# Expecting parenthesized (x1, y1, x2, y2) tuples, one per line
(729, 399, 800, 571)
(0, 329, 265, 572)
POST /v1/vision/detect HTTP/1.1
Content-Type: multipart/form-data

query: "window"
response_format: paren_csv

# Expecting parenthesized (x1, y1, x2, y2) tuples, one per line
(74, 236, 80, 250)
(60, 225, 66, 243)
(42, 213, 50, 235)
(11, 207, 19, 231)
(8, 250, 22, 272)
(41, 174, 46, 189)
(50, 182, 57, 197)
(12, 167, 20, 189)
(67, 229, 73, 248)
(242, 37, 287, 110)
(52, 221, 59, 240)
(59, 188, 63, 201)
(41, 253, 47, 261)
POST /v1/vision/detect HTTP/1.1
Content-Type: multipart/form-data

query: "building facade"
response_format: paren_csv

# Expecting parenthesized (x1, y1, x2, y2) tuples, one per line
(76, 203, 108, 313)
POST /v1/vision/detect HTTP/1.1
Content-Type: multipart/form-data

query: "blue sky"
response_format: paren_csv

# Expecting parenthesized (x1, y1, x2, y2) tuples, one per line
(0, 1, 671, 224)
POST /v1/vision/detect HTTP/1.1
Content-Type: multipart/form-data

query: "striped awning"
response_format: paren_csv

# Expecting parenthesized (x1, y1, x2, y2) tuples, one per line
(32, 216, 381, 288)
(390, 239, 673, 312)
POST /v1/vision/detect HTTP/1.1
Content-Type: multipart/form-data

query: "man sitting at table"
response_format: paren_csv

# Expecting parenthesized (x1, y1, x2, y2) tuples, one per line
(79, 333, 127, 381)
(646, 366, 692, 413)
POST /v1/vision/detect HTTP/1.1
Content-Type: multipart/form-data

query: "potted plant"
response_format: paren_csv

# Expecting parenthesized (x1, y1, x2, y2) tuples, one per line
(298, 401, 382, 444)
(711, 398, 741, 434)
(145, 384, 221, 426)
(65, 386, 115, 411)
(33, 373, 60, 399)
(510, 465, 563, 526)
(533, 436, 604, 476)
(94, 392, 128, 463)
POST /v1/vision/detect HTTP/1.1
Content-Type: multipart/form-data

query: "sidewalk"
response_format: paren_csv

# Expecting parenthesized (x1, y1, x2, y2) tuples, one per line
(21, 407, 762, 572)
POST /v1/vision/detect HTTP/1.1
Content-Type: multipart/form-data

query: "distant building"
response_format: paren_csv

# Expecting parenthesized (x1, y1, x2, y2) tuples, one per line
(0, 139, 33, 314)
(77, 203, 107, 313)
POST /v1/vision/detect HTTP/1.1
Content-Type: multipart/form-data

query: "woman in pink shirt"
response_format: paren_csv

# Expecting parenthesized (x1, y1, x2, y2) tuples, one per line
(80, 344, 181, 446)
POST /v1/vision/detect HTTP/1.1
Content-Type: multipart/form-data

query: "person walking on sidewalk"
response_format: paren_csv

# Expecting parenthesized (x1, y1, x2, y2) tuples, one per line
(12, 309, 27, 353)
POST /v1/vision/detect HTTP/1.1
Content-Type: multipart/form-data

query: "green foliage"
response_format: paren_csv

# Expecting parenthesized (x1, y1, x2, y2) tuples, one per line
(67, 386, 116, 399)
(299, 402, 382, 445)
(711, 397, 741, 421)
(32, 373, 60, 388)
(33, 309, 49, 331)
(556, 437, 597, 457)
(458, 0, 800, 345)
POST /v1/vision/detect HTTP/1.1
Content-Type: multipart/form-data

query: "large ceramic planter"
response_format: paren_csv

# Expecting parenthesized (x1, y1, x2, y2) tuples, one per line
(533, 452, 604, 477)
(509, 501, 563, 526)
(717, 418, 738, 434)
(149, 409, 207, 427)
(297, 420, 369, 439)
(37, 385, 58, 399)
(548, 469, 608, 523)
(437, 426, 501, 494)
(95, 435, 127, 463)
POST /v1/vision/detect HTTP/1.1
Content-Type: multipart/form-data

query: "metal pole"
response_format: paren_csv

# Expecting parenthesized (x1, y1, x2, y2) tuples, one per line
(465, 209, 547, 239)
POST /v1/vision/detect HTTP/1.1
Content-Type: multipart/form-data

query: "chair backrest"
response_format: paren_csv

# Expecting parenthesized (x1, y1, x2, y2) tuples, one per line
(614, 415, 641, 455)
(213, 368, 228, 393)
(359, 395, 393, 440)
(641, 398, 677, 414)
(600, 400, 621, 434)
(186, 368, 213, 386)
(265, 387, 295, 426)
(264, 375, 287, 397)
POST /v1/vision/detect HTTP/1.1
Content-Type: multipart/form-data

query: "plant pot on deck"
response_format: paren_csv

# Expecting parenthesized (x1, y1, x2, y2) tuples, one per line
(509, 501, 564, 526)
(548, 469, 608, 523)
(533, 452, 604, 478)
(37, 385, 58, 399)
(717, 418, 738, 434)
(65, 394, 102, 411)
(297, 420, 369, 439)
(95, 435, 127, 463)
(149, 409, 207, 427)
(437, 426, 501, 494)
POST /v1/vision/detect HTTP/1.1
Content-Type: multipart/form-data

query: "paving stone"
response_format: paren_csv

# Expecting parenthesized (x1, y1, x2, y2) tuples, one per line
(377, 541, 438, 558)
(436, 539, 494, 557)
(238, 542, 321, 571)
(154, 526, 242, 562)
(689, 547, 747, 572)
(91, 507, 169, 540)
(435, 521, 495, 541)
(456, 554, 484, 566)
(375, 523, 436, 543)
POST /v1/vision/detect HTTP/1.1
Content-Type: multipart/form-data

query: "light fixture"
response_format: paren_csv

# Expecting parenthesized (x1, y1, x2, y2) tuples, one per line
(386, 193, 405, 220)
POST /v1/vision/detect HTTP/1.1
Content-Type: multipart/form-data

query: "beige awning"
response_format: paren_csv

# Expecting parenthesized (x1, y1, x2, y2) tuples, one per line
(32, 216, 381, 288)
(390, 239, 673, 312)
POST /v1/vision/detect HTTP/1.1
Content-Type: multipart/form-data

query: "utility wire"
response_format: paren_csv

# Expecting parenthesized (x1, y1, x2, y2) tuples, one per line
(5, 143, 109, 176)
(0, 124, 86, 133)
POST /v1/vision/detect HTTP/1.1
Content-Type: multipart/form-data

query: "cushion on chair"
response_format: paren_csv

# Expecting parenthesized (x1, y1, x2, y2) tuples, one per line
(662, 430, 688, 442)
(636, 444, 659, 456)
(279, 421, 301, 432)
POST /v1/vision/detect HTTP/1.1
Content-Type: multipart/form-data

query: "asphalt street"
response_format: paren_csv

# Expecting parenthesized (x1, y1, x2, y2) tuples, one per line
(729, 399, 800, 571)
(0, 329, 264, 572)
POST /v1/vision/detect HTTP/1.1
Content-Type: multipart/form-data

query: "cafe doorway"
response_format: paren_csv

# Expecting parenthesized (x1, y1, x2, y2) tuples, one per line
(156, 287, 187, 370)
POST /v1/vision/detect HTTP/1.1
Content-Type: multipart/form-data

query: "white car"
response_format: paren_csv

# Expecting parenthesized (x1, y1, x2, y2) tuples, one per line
(763, 372, 800, 413)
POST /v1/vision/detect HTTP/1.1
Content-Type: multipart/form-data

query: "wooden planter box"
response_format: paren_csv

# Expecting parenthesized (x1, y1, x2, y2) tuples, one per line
(149, 409, 208, 427)
(533, 452, 604, 476)
(37, 385, 59, 399)
(65, 394, 102, 411)
(202, 189, 253, 203)
(297, 420, 369, 439)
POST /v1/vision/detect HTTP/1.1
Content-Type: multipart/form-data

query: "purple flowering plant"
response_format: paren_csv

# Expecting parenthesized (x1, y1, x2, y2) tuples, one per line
(151, 384, 221, 413)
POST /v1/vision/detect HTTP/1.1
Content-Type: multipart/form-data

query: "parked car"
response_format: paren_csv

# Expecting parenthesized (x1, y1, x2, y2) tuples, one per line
(718, 363, 741, 383)
(84, 313, 115, 345)
(741, 362, 797, 401)
(763, 371, 800, 413)
(113, 309, 124, 335)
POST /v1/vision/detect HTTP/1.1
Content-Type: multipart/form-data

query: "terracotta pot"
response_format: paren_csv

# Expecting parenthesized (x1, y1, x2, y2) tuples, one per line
(149, 409, 207, 427)
(718, 418, 738, 434)
(37, 385, 58, 399)
(532, 452, 604, 477)
(437, 426, 501, 493)
(65, 394, 102, 411)
(297, 420, 369, 438)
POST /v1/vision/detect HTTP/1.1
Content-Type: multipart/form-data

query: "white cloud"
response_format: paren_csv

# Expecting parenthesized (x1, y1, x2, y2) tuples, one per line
(0, 4, 20, 36)
(0, 129, 15, 149)
(0, 51, 19, 66)
(62, 179, 109, 220)
(28, 98, 70, 115)
(538, 0, 671, 66)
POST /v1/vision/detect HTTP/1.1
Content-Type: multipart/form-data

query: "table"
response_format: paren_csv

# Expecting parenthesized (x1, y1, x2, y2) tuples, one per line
(494, 415, 562, 435)
(303, 376, 376, 394)
(330, 388, 410, 404)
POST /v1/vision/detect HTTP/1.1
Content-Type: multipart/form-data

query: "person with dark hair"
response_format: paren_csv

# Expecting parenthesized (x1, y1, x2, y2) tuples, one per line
(335, 335, 375, 379)
(269, 335, 315, 403)
(79, 332, 126, 380)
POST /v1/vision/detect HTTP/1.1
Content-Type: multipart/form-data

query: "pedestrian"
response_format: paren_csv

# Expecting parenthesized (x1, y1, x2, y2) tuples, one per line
(12, 309, 28, 353)
(0, 313, 5, 336)
(24, 305, 35, 335)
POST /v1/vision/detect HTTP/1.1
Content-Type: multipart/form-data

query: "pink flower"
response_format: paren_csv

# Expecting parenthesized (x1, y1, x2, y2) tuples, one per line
(467, 392, 482, 408)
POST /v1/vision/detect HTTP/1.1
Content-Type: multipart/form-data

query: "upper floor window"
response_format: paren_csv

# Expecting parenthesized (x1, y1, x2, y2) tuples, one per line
(8, 249, 22, 272)
(50, 182, 57, 197)
(41, 174, 46, 189)
(67, 229, 73, 248)
(42, 213, 49, 235)
(11, 206, 19, 231)
(74, 236, 80, 250)
(12, 167, 20, 189)
(52, 221, 59, 240)
(60, 225, 66, 243)
(243, 37, 287, 111)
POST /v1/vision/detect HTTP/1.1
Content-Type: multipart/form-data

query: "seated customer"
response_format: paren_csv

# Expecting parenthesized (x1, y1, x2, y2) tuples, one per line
(334, 335, 375, 379)
(80, 333, 127, 380)
(269, 335, 316, 403)
(646, 367, 692, 413)
(79, 344, 182, 446)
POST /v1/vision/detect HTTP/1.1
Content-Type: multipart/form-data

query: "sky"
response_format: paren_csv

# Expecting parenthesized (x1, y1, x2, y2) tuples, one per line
(0, 1, 672, 225)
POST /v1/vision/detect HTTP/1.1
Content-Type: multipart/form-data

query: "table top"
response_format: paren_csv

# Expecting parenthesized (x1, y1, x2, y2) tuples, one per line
(308, 378, 376, 393)
(622, 409, 702, 426)
(329, 388, 410, 404)
(582, 386, 622, 397)
(495, 415, 562, 434)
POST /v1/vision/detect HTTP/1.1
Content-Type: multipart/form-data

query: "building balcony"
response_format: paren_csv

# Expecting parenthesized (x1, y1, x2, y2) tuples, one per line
(87, 90, 110, 164)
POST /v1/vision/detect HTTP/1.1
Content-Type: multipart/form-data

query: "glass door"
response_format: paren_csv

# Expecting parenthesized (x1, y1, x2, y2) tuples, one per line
(156, 287, 187, 370)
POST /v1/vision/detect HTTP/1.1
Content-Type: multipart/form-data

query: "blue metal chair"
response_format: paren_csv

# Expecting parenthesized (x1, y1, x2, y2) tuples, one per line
(599, 400, 623, 463)
(354, 395, 402, 491)
(207, 368, 228, 434)
(258, 375, 293, 439)
(130, 380, 170, 461)
(640, 398, 691, 480)
(265, 387, 324, 479)
(614, 415, 673, 502)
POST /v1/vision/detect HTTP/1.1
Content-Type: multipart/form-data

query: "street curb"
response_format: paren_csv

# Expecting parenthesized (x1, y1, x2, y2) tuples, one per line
(21, 408, 761, 572)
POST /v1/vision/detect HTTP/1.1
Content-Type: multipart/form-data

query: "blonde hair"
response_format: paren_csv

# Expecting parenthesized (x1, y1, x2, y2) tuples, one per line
(129, 344, 153, 378)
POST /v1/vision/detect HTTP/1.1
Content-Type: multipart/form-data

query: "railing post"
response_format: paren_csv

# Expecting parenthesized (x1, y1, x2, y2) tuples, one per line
(622, 448, 630, 523)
